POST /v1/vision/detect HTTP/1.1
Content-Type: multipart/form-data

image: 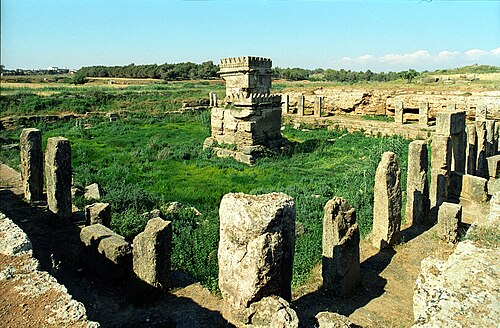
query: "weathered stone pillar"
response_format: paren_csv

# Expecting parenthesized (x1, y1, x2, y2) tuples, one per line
(406, 140, 430, 226)
(466, 125, 477, 175)
(314, 96, 323, 117)
(485, 120, 496, 158)
(133, 217, 172, 289)
(476, 120, 488, 178)
(371, 152, 401, 249)
(218, 192, 295, 325)
(282, 94, 289, 115)
(297, 95, 305, 116)
(45, 137, 72, 220)
(430, 135, 452, 208)
(209, 92, 214, 106)
(476, 104, 487, 121)
(395, 101, 404, 124)
(322, 197, 360, 296)
(447, 103, 456, 111)
(20, 128, 43, 202)
(436, 111, 466, 174)
(437, 202, 462, 243)
(419, 102, 429, 126)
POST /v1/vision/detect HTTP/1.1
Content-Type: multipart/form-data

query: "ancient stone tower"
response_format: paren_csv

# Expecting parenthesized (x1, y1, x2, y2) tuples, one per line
(204, 56, 286, 164)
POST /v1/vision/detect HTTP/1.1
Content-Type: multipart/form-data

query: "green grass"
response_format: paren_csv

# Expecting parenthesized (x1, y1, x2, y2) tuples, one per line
(0, 111, 409, 292)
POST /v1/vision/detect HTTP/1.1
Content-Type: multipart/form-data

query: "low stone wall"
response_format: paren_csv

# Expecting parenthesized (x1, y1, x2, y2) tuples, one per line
(0, 211, 99, 327)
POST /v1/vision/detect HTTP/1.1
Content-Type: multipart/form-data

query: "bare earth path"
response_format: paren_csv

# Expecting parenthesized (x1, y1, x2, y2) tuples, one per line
(0, 163, 485, 327)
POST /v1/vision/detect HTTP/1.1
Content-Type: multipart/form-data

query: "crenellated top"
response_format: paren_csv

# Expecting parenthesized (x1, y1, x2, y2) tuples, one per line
(225, 92, 281, 107)
(219, 56, 272, 70)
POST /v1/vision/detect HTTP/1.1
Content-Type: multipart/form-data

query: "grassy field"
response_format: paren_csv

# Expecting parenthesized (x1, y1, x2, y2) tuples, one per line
(0, 107, 409, 291)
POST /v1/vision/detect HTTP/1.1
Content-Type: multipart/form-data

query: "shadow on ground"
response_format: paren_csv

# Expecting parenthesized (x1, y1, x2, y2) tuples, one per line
(0, 189, 231, 328)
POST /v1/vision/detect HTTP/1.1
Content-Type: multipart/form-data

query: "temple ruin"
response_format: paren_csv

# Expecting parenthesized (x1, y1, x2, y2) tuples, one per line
(203, 56, 287, 164)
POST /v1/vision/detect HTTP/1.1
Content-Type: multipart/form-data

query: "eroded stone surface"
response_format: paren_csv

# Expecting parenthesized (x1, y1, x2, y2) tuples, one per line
(84, 202, 111, 226)
(218, 192, 295, 324)
(133, 218, 172, 289)
(245, 295, 299, 328)
(413, 241, 500, 328)
(45, 137, 72, 219)
(406, 140, 429, 226)
(437, 202, 462, 244)
(19, 128, 43, 202)
(322, 197, 360, 296)
(372, 152, 401, 249)
(315, 312, 355, 328)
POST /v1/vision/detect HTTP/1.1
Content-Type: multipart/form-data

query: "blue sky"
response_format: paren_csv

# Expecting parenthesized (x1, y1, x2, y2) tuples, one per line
(1, 0, 499, 72)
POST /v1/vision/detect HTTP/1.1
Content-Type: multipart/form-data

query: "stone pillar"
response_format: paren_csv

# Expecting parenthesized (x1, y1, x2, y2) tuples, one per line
(476, 120, 488, 178)
(466, 125, 477, 175)
(213, 93, 218, 107)
(447, 103, 456, 111)
(297, 95, 305, 116)
(406, 140, 430, 226)
(209, 92, 214, 106)
(314, 96, 323, 117)
(437, 202, 462, 244)
(19, 128, 43, 202)
(485, 120, 496, 158)
(476, 105, 487, 121)
(395, 101, 404, 124)
(436, 111, 466, 174)
(418, 102, 429, 126)
(322, 197, 360, 296)
(371, 152, 401, 249)
(282, 94, 289, 115)
(133, 217, 172, 289)
(430, 135, 452, 208)
(45, 137, 72, 220)
(218, 192, 295, 325)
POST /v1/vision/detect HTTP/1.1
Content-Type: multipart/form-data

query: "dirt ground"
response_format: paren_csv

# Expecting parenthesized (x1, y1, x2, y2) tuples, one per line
(0, 163, 486, 327)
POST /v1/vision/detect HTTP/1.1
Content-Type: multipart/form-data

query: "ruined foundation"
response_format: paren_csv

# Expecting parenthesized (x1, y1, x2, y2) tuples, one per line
(204, 56, 287, 164)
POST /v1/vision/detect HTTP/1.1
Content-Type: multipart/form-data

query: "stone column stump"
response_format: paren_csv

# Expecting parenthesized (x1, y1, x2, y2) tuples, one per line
(133, 217, 172, 289)
(322, 197, 360, 296)
(45, 137, 72, 220)
(20, 128, 44, 202)
(438, 202, 462, 243)
(371, 152, 402, 249)
(218, 192, 295, 325)
(406, 140, 430, 226)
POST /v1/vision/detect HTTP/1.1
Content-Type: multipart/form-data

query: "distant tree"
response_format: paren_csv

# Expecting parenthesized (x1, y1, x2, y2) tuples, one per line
(402, 69, 419, 83)
(71, 71, 87, 85)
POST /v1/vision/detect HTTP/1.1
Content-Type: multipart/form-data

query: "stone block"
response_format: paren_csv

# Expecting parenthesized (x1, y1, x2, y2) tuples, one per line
(419, 102, 429, 126)
(430, 135, 451, 207)
(282, 94, 289, 114)
(45, 137, 72, 220)
(80, 224, 132, 267)
(316, 312, 355, 328)
(297, 95, 305, 116)
(245, 296, 298, 328)
(314, 96, 323, 117)
(133, 218, 172, 289)
(461, 174, 488, 203)
(438, 202, 462, 243)
(218, 192, 295, 324)
(488, 178, 500, 196)
(476, 104, 487, 121)
(406, 140, 430, 226)
(85, 202, 111, 226)
(84, 183, 101, 200)
(19, 128, 43, 202)
(487, 155, 500, 178)
(322, 197, 360, 296)
(435, 111, 466, 136)
(372, 152, 401, 249)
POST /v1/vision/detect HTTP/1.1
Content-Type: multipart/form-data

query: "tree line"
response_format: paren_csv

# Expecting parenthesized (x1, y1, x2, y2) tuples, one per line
(76, 62, 420, 83)
(77, 61, 220, 80)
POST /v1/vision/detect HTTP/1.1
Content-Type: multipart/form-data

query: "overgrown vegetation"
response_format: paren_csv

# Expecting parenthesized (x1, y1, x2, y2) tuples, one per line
(465, 225, 500, 248)
(0, 110, 409, 291)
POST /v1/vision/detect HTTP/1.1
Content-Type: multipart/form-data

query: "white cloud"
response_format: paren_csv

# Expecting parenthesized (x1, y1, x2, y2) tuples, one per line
(490, 47, 500, 56)
(330, 47, 500, 71)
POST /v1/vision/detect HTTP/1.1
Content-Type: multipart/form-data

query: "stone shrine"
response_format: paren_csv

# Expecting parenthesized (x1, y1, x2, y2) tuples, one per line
(204, 56, 286, 164)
